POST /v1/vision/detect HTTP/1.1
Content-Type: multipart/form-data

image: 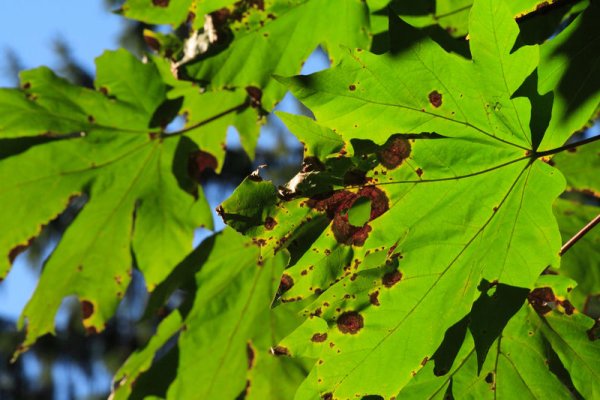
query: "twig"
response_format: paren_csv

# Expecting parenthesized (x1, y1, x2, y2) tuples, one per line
(560, 212, 600, 255)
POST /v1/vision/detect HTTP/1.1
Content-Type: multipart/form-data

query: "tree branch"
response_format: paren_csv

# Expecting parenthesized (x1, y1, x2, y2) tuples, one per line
(560, 212, 600, 256)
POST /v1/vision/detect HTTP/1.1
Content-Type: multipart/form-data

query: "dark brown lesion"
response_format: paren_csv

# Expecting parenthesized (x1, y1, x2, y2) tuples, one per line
(428, 90, 442, 107)
(336, 311, 364, 334)
(307, 186, 389, 246)
(527, 287, 555, 315)
(377, 135, 412, 169)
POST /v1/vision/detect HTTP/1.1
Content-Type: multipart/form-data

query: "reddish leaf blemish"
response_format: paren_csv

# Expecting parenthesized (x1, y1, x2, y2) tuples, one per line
(279, 274, 294, 293)
(188, 150, 218, 181)
(311, 333, 328, 342)
(369, 290, 380, 306)
(152, 0, 169, 7)
(382, 270, 402, 288)
(246, 86, 262, 108)
(81, 300, 94, 319)
(378, 135, 411, 169)
(348, 84, 356, 91)
(337, 311, 364, 334)
(308, 187, 389, 246)
(272, 346, 289, 356)
(246, 342, 256, 368)
(428, 90, 442, 107)
(561, 300, 575, 315)
(264, 216, 277, 230)
(528, 287, 555, 315)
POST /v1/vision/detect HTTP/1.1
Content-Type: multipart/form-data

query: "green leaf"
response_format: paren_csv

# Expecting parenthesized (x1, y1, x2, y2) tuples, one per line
(398, 305, 574, 399)
(121, 0, 193, 26)
(183, 0, 371, 109)
(551, 139, 600, 196)
(537, 310, 600, 398)
(111, 311, 183, 400)
(277, 113, 344, 161)
(173, 85, 260, 169)
(346, 196, 371, 227)
(165, 228, 297, 399)
(0, 50, 212, 351)
(229, 1, 580, 397)
(281, 2, 538, 150)
(537, 3, 600, 150)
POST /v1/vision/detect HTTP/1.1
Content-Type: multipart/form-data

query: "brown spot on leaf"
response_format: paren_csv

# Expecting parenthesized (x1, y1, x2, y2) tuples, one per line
(322, 393, 333, 400)
(369, 291, 380, 306)
(272, 346, 289, 356)
(87, 115, 95, 124)
(308, 187, 389, 246)
(416, 168, 423, 177)
(246, 86, 262, 108)
(528, 287, 555, 315)
(561, 300, 575, 315)
(382, 270, 402, 288)
(421, 356, 429, 366)
(264, 216, 277, 230)
(22, 82, 31, 89)
(152, 0, 169, 7)
(429, 90, 442, 107)
(337, 311, 364, 334)
(81, 300, 94, 319)
(311, 333, 328, 342)
(485, 372, 494, 384)
(188, 150, 218, 181)
(378, 135, 411, 169)
(349, 84, 356, 91)
(246, 342, 256, 369)
(278, 274, 294, 294)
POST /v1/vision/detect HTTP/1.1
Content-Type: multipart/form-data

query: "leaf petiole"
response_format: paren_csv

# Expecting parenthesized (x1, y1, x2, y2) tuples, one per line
(560, 212, 600, 256)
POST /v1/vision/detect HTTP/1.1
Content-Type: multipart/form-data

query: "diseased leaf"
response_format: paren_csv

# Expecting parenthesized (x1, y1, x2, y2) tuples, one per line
(184, 0, 371, 108)
(0, 50, 211, 352)
(280, 2, 537, 150)
(220, 1, 588, 397)
(166, 228, 296, 399)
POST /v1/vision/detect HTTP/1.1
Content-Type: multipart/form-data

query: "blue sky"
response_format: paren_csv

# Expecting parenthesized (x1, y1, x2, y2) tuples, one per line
(0, 1, 124, 87)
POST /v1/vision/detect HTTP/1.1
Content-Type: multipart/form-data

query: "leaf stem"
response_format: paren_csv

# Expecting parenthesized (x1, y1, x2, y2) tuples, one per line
(534, 134, 600, 158)
(560, 212, 600, 256)
(162, 101, 249, 138)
